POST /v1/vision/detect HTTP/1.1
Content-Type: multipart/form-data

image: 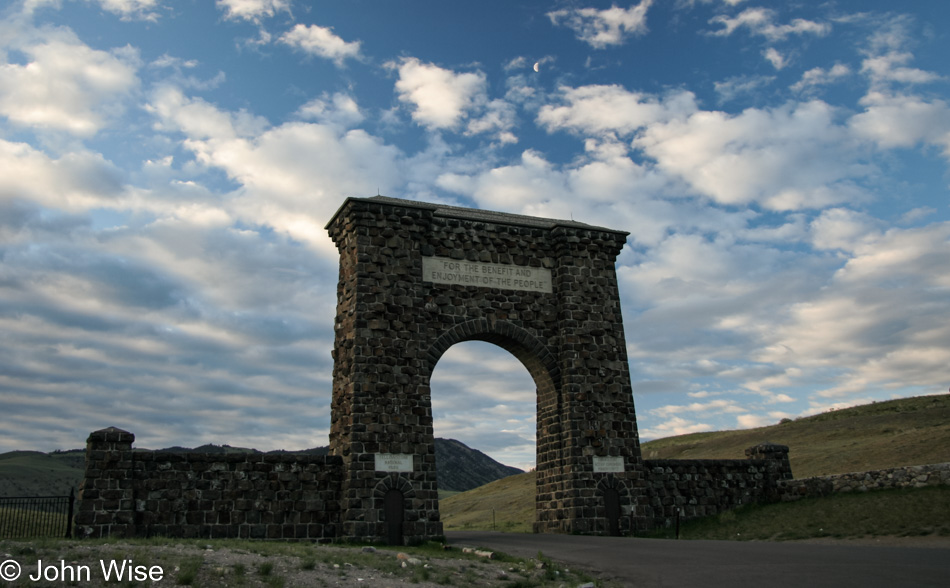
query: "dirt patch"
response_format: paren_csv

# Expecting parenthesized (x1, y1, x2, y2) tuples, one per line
(0, 538, 607, 587)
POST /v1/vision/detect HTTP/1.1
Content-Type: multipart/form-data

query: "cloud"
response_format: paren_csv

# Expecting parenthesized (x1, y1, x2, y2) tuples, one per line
(850, 92, 950, 152)
(94, 0, 161, 21)
(639, 416, 713, 441)
(146, 85, 403, 254)
(634, 100, 871, 210)
(709, 7, 830, 41)
(279, 23, 362, 66)
(810, 208, 880, 252)
(756, 222, 950, 396)
(390, 57, 488, 132)
(215, 0, 289, 22)
(296, 92, 364, 128)
(0, 139, 125, 211)
(791, 63, 850, 94)
(714, 75, 775, 103)
(862, 51, 941, 87)
(537, 85, 697, 137)
(763, 47, 786, 70)
(548, 0, 653, 49)
(736, 413, 771, 428)
(0, 27, 140, 136)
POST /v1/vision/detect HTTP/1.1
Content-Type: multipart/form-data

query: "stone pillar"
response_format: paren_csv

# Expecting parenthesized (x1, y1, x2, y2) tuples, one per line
(326, 198, 441, 544)
(74, 427, 136, 538)
(746, 442, 793, 503)
(746, 442, 793, 479)
(535, 226, 646, 534)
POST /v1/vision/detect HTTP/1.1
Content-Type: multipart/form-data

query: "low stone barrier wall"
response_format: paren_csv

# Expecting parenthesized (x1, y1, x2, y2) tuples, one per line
(778, 462, 950, 501)
(640, 443, 792, 529)
(74, 428, 343, 541)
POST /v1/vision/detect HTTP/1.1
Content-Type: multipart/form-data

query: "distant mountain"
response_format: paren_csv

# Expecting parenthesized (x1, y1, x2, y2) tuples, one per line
(0, 439, 520, 497)
(434, 439, 523, 492)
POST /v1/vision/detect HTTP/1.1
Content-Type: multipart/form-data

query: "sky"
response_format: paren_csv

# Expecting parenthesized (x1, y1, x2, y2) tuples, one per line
(1, 0, 949, 471)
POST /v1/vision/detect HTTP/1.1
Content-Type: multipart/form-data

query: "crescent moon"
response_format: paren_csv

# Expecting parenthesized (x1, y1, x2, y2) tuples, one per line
(533, 62, 540, 72)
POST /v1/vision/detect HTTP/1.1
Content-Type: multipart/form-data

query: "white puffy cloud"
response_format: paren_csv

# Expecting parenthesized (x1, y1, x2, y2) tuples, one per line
(537, 85, 697, 137)
(849, 92, 950, 152)
(279, 23, 362, 66)
(548, 0, 653, 49)
(634, 100, 870, 210)
(215, 0, 289, 22)
(0, 28, 140, 136)
(391, 57, 488, 131)
(709, 7, 830, 40)
(0, 139, 124, 211)
(146, 85, 403, 254)
(810, 208, 880, 252)
(296, 92, 364, 128)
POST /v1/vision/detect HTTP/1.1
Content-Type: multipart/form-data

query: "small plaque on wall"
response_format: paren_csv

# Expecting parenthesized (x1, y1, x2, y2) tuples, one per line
(375, 453, 414, 472)
(593, 456, 624, 473)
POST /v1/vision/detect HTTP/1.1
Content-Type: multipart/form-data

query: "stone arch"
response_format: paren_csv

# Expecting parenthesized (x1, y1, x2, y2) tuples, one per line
(373, 475, 414, 545)
(373, 474, 417, 503)
(596, 475, 630, 536)
(325, 195, 647, 542)
(424, 318, 560, 394)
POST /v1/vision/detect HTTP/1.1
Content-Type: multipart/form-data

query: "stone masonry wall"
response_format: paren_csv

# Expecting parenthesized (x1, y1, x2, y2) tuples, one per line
(75, 428, 343, 541)
(641, 443, 792, 530)
(778, 462, 950, 502)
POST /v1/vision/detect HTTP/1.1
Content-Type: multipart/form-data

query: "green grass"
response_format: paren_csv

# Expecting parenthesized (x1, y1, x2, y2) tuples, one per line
(176, 555, 204, 585)
(645, 486, 950, 541)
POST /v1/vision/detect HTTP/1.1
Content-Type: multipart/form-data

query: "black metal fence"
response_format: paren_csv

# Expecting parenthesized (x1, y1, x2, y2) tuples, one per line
(0, 488, 74, 538)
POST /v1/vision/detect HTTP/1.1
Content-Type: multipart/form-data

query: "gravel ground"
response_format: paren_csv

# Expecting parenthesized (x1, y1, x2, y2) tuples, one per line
(0, 539, 608, 587)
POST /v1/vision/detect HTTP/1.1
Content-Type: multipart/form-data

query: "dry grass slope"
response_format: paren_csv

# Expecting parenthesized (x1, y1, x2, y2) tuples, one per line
(641, 393, 950, 478)
(441, 394, 950, 533)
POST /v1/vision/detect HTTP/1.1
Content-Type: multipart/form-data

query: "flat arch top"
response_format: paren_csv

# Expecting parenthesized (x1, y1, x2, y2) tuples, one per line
(326, 195, 629, 236)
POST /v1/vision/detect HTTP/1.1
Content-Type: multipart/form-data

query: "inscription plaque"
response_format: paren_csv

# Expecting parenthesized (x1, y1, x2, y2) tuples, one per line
(593, 456, 624, 473)
(375, 453, 414, 472)
(422, 256, 552, 293)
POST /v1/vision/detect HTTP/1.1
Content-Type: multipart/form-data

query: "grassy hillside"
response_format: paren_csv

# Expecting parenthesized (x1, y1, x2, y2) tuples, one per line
(641, 393, 950, 478)
(441, 471, 535, 533)
(441, 394, 950, 533)
(0, 451, 84, 497)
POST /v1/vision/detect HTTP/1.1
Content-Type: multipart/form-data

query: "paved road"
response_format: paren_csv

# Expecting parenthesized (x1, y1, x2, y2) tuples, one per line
(447, 531, 950, 587)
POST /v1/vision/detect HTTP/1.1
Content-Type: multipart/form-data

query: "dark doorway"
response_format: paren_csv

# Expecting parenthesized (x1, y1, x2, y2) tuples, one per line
(604, 488, 621, 536)
(384, 489, 404, 545)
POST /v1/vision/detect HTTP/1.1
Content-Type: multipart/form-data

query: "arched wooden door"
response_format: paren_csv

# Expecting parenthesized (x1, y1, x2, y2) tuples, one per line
(384, 489, 404, 545)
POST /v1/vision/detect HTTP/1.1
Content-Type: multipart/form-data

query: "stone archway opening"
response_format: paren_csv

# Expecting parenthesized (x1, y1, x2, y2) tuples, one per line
(429, 341, 538, 479)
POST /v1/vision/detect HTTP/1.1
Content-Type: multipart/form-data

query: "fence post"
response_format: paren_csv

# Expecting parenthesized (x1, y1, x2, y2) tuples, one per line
(66, 487, 75, 539)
